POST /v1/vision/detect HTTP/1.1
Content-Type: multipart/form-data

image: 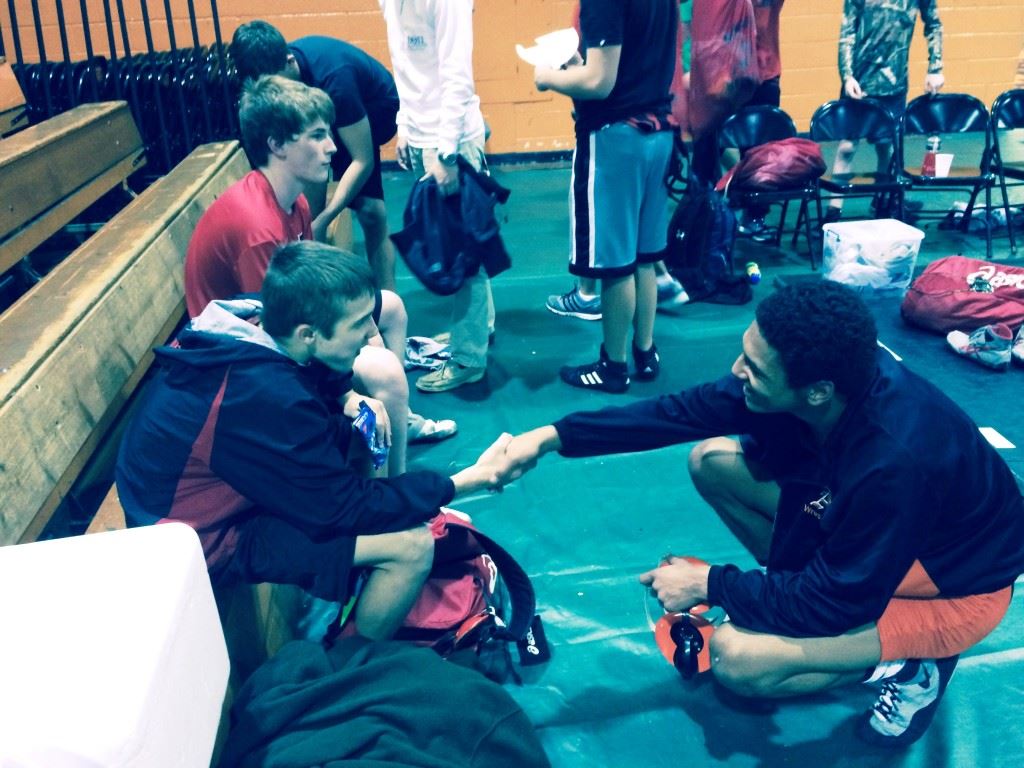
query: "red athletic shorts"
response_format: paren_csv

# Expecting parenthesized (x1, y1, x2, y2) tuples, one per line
(877, 561, 1013, 661)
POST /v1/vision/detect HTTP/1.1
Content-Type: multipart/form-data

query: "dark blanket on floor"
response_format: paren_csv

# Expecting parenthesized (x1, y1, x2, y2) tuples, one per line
(218, 637, 551, 768)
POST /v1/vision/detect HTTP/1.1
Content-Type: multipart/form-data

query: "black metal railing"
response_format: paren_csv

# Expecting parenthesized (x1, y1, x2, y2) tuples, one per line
(2, 0, 240, 177)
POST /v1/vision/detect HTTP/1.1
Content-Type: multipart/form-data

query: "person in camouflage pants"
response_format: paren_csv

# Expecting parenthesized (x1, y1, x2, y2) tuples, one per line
(824, 0, 944, 222)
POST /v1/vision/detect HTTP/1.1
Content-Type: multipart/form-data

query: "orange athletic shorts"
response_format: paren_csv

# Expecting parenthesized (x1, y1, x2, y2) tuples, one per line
(877, 561, 1013, 661)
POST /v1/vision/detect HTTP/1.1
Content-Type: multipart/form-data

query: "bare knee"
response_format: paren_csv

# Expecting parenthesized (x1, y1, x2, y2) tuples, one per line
(687, 440, 713, 483)
(379, 526, 433, 585)
(709, 624, 774, 698)
(687, 437, 739, 490)
(356, 199, 388, 234)
(353, 346, 409, 404)
(378, 290, 407, 337)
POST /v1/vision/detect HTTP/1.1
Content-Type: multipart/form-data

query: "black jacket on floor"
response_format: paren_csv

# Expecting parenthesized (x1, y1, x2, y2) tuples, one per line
(219, 637, 550, 768)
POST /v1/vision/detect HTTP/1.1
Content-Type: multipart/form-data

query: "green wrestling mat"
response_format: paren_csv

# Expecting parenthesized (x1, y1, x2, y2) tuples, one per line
(388, 164, 1024, 768)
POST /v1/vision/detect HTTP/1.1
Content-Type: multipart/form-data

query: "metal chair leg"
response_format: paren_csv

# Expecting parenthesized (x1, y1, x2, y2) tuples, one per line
(812, 193, 824, 270)
(985, 185, 993, 260)
(791, 199, 807, 248)
(997, 175, 1017, 254)
(776, 199, 789, 247)
(803, 196, 815, 268)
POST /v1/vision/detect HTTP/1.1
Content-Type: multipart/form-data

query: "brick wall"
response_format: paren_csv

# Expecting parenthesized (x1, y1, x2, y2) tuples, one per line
(3, 0, 1022, 154)
(780, 0, 1024, 130)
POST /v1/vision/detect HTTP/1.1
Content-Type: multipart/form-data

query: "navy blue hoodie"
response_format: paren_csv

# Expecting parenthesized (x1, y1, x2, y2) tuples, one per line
(116, 300, 454, 576)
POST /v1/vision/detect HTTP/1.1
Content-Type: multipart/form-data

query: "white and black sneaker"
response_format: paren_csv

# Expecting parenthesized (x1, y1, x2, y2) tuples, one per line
(858, 656, 959, 748)
(656, 275, 690, 308)
(560, 345, 629, 393)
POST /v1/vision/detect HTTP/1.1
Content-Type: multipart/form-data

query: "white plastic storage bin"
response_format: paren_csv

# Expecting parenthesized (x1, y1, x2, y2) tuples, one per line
(822, 218, 925, 295)
(0, 524, 228, 767)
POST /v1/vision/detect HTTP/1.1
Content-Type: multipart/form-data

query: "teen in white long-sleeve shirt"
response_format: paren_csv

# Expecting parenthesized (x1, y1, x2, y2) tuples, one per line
(379, 0, 485, 157)
(379, 0, 494, 393)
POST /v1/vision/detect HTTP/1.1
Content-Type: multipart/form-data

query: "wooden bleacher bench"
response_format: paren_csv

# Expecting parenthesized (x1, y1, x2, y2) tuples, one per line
(0, 140, 246, 545)
(0, 59, 28, 137)
(0, 133, 306, 763)
(0, 100, 145, 276)
(2, 136, 300, 754)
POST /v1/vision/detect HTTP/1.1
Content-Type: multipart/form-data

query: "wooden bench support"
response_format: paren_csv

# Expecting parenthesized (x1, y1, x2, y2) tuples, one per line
(88, 486, 302, 694)
(0, 141, 249, 546)
(0, 100, 146, 274)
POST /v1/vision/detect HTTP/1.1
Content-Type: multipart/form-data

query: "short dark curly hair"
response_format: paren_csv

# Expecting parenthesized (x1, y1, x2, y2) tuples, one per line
(754, 281, 878, 398)
(230, 20, 289, 84)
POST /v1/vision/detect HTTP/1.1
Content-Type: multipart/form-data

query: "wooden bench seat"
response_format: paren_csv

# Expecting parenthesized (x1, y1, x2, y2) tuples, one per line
(0, 140, 248, 546)
(0, 100, 145, 276)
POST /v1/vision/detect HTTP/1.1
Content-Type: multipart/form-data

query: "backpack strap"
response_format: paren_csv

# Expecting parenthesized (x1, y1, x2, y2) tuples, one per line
(440, 515, 536, 642)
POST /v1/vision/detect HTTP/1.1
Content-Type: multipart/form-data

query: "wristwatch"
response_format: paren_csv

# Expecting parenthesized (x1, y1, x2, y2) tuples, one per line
(438, 151, 458, 167)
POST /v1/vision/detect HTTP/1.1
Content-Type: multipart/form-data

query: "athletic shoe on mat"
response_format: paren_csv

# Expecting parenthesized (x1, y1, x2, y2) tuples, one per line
(560, 346, 629, 393)
(546, 286, 601, 320)
(657, 276, 690, 307)
(946, 323, 1013, 371)
(1013, 325, 1024, 366)
(858, 656, 959, 748)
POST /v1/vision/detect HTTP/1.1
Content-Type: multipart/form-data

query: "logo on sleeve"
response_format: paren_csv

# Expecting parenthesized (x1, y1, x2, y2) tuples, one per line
(803, 489, 832, 520)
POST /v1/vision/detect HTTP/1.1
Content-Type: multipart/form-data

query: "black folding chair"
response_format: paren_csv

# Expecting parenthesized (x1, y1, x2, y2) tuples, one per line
(717, 105, 821, 266)
(901, 93, 997, 258)
(990, 88, 1024, 254)
(810, 97, 907, 221)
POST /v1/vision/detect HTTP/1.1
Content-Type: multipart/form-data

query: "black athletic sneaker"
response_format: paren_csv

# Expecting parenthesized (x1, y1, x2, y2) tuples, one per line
(857, 656, 959, 748)
(560, 346, 629, 393)
(633, 342, 660, 381)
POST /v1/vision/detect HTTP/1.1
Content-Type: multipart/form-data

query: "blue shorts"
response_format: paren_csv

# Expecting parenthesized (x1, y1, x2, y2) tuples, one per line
(569, 123, 673, 279)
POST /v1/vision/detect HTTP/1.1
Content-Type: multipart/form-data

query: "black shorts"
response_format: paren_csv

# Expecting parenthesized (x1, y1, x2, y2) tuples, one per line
(330, 107, 398, 202)
(331, 139, 385, 201)
(372, 286, 383, 325)
(223, 512, 357, 602)
(748, 76, 781, 109)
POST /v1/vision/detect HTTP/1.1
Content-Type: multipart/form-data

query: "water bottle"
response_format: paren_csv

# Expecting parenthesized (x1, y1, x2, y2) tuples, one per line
(745, 262, 761, 285)
(921, 135, 941, 176)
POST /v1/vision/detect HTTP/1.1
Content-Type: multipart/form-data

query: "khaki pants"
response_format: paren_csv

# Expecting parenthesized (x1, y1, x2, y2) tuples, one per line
(406, 135, 495, 369)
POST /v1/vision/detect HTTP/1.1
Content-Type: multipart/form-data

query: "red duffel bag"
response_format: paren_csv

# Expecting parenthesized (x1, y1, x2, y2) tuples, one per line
(716, 137, 826, 194)
(901, 255, 1024, 333)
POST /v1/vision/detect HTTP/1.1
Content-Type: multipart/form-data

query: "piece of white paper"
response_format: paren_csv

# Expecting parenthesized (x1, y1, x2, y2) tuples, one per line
(979, 427, 1015, 449)
(515, 28, 579, 69)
